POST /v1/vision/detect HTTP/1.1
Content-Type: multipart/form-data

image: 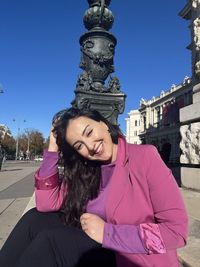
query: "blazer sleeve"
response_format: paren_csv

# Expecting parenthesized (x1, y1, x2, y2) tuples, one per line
(139, 145, 188, 254)
(35, 171, 68, 212)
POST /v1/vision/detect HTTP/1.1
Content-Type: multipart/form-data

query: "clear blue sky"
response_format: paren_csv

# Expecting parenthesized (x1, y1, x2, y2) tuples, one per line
(0, 0, 190, 138)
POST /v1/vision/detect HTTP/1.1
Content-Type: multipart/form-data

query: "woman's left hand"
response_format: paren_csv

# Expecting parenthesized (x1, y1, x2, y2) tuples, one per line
(80, 213, 105, 244)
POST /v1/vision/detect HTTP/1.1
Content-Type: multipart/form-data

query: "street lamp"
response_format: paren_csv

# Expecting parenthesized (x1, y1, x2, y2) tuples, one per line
(25, 130, 30, 160)
(13, 119, 26, 160)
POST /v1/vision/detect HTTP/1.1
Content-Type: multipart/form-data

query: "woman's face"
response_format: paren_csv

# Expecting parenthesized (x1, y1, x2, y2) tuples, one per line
(65, 116, 117, 163)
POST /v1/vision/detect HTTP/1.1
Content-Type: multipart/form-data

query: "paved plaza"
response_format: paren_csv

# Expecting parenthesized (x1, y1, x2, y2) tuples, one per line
(0, 160, 39, 248)
(0, 160, 200, 266)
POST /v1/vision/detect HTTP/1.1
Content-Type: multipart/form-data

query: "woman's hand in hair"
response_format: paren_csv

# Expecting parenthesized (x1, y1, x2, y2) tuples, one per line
(80, 213, 105, 244)
(48, 127, 59, 152)
(48, 115, 61, 152)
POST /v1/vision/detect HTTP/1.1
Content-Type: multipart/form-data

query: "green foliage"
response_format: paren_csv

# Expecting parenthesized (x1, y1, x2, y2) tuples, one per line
(19, 129, 45, 157)
(1, 134, 16, 158)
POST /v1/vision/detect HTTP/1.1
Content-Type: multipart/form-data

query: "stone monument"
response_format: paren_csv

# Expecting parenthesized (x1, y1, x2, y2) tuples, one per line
(179, 0, 200, 190)
(71, 0, 126, 125)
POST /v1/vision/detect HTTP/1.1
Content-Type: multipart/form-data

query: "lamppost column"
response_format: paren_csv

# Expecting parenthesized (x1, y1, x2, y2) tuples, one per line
(27, 134, 30, 160)
(72, 0, 126, 125)
(13, 119, 26, 160)
(15, 127, 20, 160)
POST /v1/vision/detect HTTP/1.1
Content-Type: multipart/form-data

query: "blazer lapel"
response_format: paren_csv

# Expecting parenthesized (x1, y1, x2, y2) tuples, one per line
(105, 136, 130, 222)
(105, 164, 129, 222)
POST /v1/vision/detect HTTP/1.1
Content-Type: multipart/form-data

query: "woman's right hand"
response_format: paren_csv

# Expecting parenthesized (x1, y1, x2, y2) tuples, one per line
(48, 127, 59, 152)
(48, 109, 66, 152)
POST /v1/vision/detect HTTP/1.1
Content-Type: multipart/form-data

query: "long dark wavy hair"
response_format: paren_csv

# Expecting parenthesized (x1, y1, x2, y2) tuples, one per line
(52, 107, 122, 227)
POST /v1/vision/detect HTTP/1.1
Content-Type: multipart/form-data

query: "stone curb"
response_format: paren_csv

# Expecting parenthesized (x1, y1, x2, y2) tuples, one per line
(22, 193, 35, 215)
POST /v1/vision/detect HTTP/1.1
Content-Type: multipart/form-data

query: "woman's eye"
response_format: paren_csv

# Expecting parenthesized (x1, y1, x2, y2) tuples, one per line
(76, 144, 82, 150)
(87, 129, 93, 136)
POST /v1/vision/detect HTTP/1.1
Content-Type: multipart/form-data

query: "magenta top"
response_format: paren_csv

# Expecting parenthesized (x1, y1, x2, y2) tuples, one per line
(38, 149, 146, 253)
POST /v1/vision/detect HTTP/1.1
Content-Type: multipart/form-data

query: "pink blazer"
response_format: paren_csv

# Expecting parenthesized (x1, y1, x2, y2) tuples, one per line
(35, 137, 188, 267)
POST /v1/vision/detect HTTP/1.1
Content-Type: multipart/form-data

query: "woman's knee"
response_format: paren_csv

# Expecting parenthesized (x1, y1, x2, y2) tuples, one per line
(20, 208, 41, 224)
(18, 208, 53, 235)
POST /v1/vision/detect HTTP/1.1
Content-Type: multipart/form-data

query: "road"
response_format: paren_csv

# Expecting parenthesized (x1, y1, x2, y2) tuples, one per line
(0, 160, 39, 248)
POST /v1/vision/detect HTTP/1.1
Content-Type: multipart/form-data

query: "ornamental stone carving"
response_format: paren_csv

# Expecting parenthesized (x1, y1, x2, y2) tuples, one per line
(108, 76, 121, 93)
(84, 6, 114, 30)
(193, 18, 200, 51)
(182, 76, 191, 85)
(195, 60, 200, 76)
(76, 71, 92, 91)
(192, 0, 200, 9)
(80, 33, 116, 85)
(170, 84, 176, 91)
(140, 98, 147, 106)
(180, 122, 200, 164)
(160, 90, 165, 97)
(78, 98, 91, 110)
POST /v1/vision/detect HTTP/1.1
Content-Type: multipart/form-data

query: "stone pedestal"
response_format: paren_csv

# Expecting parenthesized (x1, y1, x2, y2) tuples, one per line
(180, 86, 200, 190)
(181, 167, 200, 190)
(179, 1, 200, 191)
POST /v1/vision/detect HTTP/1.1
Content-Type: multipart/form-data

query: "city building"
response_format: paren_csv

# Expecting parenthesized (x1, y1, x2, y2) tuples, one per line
(125, 110, 142, 144)
(0, 124, 12, 140)
(126, 76, 193, 167)
(139, 77, 192, 165)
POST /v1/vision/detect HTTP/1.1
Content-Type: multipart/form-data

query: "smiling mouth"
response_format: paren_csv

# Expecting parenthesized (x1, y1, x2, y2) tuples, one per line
(94, 142, 103, 156)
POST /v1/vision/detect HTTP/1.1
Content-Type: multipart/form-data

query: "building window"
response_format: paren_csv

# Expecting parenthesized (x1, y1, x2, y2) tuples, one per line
(135, 120, 137, 126)
(188, 90, 192, 105)
(156, 106, 160, 123)
(143, 116, 146, 130)
(134, 131, 137, 136)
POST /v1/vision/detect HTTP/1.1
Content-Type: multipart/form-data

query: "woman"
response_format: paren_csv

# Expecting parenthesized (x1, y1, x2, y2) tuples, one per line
(0, 107, 188, 267)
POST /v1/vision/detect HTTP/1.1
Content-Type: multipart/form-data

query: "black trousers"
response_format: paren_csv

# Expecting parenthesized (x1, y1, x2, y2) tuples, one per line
(0, 208, 116, 267)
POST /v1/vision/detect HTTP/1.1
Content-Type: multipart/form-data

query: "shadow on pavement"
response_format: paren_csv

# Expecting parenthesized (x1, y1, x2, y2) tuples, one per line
(0, 172, 34, 199)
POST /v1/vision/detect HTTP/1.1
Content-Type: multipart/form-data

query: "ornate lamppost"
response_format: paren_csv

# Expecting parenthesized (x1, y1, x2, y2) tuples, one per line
(72, 0, 126, 125)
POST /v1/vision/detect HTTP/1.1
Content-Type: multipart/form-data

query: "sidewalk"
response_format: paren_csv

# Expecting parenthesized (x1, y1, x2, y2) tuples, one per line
(178, 189, 200, 267)
(0, 161, 39, 248)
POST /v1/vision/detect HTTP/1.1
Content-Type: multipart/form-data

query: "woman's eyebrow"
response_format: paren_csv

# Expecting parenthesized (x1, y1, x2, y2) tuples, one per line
(82, 124, 90, 136)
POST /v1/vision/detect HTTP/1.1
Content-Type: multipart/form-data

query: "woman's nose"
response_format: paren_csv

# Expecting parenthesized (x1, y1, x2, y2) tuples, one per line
(85, 141, 95, 154)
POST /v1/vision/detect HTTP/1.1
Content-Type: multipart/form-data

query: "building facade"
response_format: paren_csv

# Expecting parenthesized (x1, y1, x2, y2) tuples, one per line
(126, 76, 193, 166)
(125, 110, 142, 144)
